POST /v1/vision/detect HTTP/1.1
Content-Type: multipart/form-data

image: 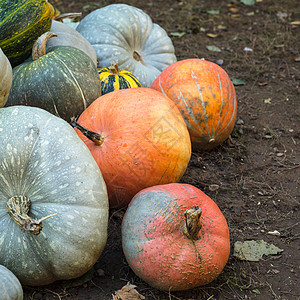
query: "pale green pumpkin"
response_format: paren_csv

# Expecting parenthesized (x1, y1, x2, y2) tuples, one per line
(0, 106, 108, 286)
(0, 265, 23, 300)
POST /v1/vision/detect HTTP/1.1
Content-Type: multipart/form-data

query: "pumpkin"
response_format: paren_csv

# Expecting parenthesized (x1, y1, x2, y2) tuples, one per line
(46, 20, 98, 66)
(5, 32, 101, 122)
(98, 62, 142, 95)
(0, 265, 23, 300)
(0, 106, 108, 286)
(0, 48, 12, 108)
(0, 0, 54, 67)
(122, 183, 230, 291)
(151, 58, 237, 150)
(76, 4, 177, 87)
(71, 88, 191, 208)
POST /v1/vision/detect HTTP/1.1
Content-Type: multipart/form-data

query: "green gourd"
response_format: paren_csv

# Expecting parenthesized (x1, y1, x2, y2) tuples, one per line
(5, 32, 101, 122)
(0, 0, 54, 67)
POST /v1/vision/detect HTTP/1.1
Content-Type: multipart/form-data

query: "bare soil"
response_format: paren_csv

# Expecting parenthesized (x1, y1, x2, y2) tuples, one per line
(24, 0, 299, 299)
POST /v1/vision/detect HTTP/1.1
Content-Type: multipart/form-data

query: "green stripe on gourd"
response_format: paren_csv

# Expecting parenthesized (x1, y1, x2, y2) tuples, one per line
(0, 0, 54, 67)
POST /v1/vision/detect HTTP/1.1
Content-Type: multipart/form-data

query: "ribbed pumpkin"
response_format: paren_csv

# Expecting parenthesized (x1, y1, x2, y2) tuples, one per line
(0, 0, 54, 67)
(0, 48, 12, 108)
(71, 88, 191, 208)
(5, 32, 101, 122)
(122, 183, 230, 291)
(0, 105, 108, 286)
(151, 59, 237, 150)
(0, 265, 23, 300)
(76, 4, 177, 87)
(98, 62, 142, 95)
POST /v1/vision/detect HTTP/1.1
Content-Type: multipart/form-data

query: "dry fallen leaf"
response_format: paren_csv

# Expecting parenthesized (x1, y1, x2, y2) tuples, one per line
(113, 282, 145, 300)
(207, 33, 218, 38)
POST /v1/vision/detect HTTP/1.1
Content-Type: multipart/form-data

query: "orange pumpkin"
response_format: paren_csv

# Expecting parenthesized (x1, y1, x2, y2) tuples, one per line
(122, 183, 230, 291)
(71, 87, 191, 208)
(151, 58, 237, 150)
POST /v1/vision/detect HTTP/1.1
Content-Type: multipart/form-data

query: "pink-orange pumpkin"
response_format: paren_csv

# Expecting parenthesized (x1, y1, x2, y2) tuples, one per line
(122, 183, 230, 291)
(151, 58, 237, 150)
(72, 88, 191, 208)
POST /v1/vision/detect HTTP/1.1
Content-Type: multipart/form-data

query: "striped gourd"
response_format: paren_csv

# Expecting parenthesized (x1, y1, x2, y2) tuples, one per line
(98, 62, 142, 95)
(0, 0, 54, 67)
(151, 58, 237, 150)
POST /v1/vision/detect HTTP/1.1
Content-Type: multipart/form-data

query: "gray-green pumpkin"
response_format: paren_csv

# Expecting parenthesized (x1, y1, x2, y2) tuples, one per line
(5, 32, 101, 122)
(0, 265, 23, 300)
(0, 105, 108, 286)
(47, 20, 98, 66)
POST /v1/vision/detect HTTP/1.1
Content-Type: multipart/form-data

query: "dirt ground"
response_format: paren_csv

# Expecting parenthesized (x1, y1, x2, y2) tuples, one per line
(24, 0, 299, 299)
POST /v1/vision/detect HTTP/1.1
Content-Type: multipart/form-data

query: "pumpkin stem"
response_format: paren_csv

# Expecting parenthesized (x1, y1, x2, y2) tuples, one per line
(133, 51, 143, 62)
(53, 12, 82, 21)
(6, 195, 57, 235)
(32, 32, 58, 61)
(109, 61, 119, 75)
(70, 117, 106, 146)
(182, 206, 202, 240)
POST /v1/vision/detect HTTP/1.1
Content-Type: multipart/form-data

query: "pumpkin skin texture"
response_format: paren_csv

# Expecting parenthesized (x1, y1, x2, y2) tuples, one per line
(0, 0, 54, 67)
(0, 48, 12, 107)
(122, 183, 230, 291)
(5, 32, 101, 122)
(76, 4, 177, 87)
(46, 20, 98, 66)
(151, 58, 237, 150)
(0, 265, 23, 300)
(0, 106, 108, 286)
(98, 63, 142, 95)
(72, 88, 191, 208)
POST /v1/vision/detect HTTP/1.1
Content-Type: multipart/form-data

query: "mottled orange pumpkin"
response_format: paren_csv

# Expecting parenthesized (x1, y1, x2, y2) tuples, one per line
(72, 88, 191, 208)
(151, 58, 237, 150)
(122, 183, 230, 291)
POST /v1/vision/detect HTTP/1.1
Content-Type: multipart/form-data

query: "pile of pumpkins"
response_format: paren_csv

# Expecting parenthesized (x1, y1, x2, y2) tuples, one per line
(0, 0, 237, 298)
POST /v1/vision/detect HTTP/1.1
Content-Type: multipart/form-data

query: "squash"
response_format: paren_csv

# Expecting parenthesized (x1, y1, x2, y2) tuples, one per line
(5, 32, 101, 122)
(98, 62, 142, 95)
(0, 106, 108, 286)
(151, 58, 237, 150)
(71, 88, 191, 208)
(76, 4, 177, 87)
(0, 265, 23, 300)
(122, 183, 230, 291)
(0, 48, 12, 108)
(46, 20, 98, 66)
(0, 0, 54, 67)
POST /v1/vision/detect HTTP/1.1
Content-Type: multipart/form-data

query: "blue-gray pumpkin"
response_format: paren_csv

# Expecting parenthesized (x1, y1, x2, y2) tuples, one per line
(0, 106, 108, 286)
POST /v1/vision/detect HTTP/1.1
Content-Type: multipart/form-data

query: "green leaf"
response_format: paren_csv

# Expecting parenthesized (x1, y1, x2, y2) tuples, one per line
(206, 45, 221, 52)
(170, 32, 186, 37)
(252, 289, 261, 295)
(233, 240, 284, 261)
(230, 77, 246, 86)
(207, 9, 220, 15)
(241, 0, 256, 5)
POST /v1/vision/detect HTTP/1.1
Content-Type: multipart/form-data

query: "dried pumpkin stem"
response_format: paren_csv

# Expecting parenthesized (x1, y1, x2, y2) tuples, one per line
(32, 32, 58, 61)
(109, 61, 119, 74)
(70, 117, 106, 146)
(6, 195, 57, 235)
(182, 206, 203, 262)
(133, 51, 142, 62)
(182, 206, 202, 240)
